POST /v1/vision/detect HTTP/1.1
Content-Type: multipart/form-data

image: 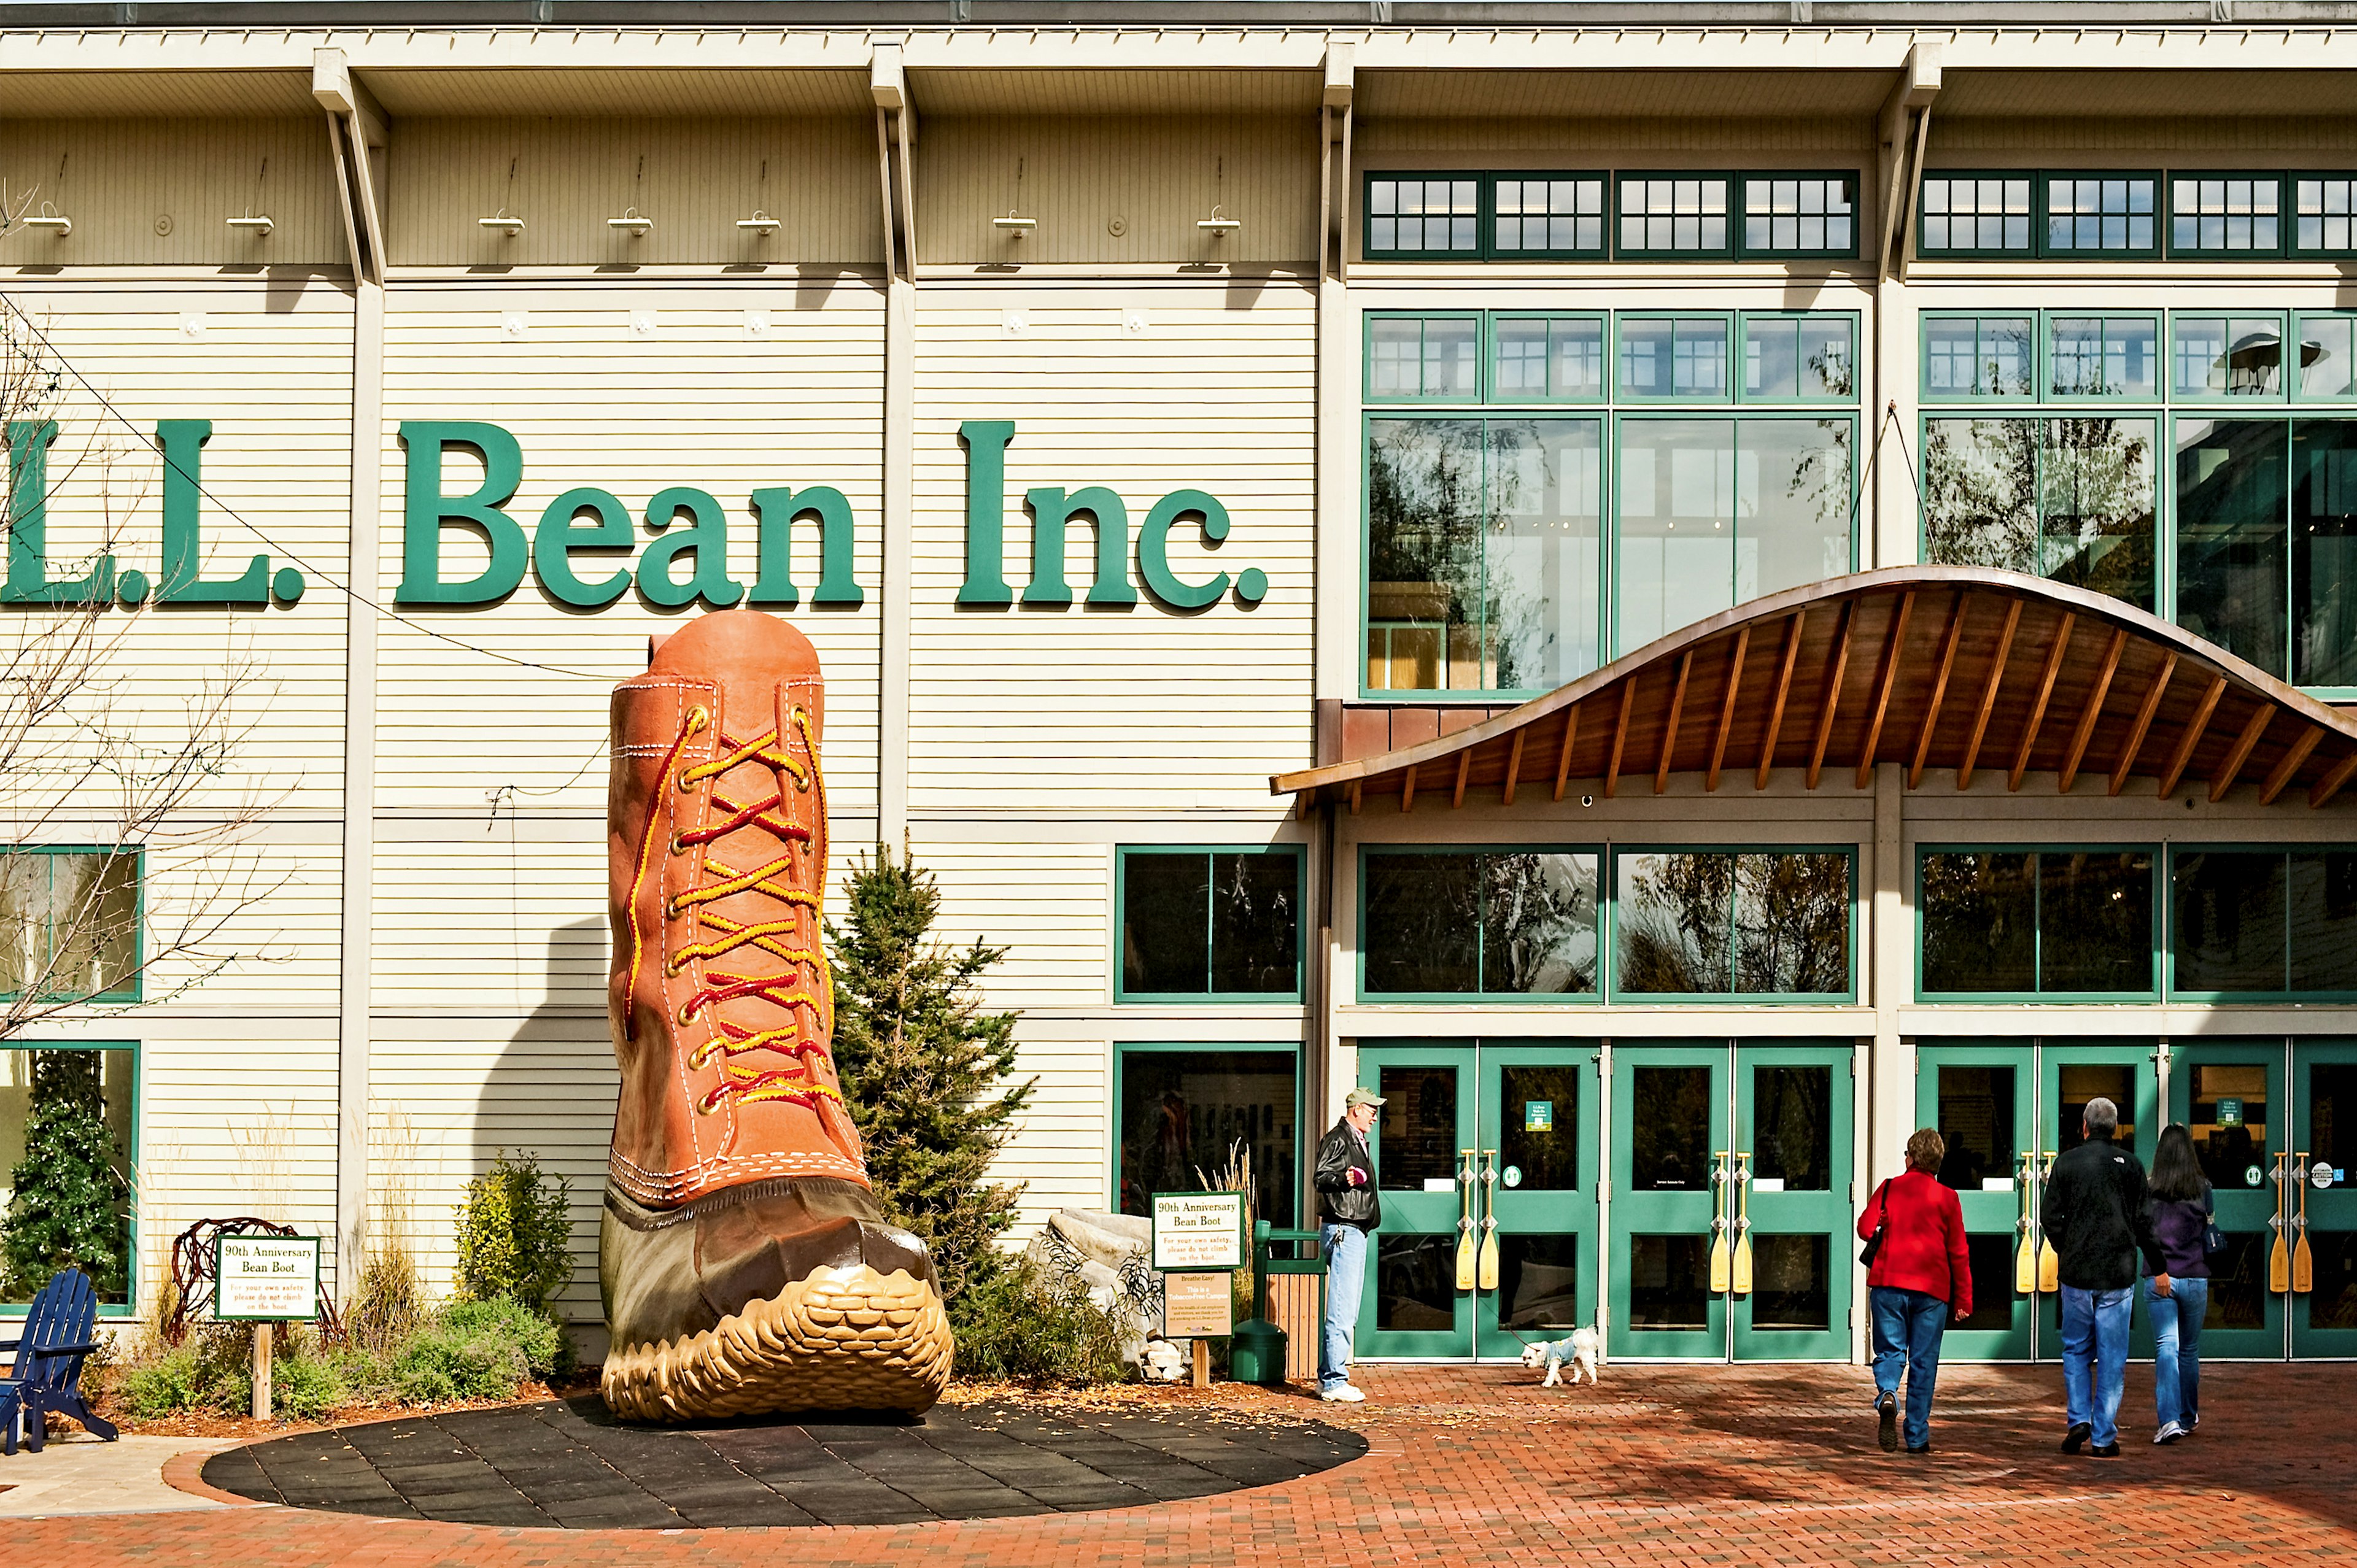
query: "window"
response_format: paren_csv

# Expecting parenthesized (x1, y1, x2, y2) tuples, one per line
(1, 1045, 136, 1307)
(1492, 176, 1608, 259)
(1492, 315, 1606, 401)
(1115, 1045, 1297, 1226)
(1617, 176, 1732, 258)
(2175, 419, 2357, 686)
(2172, 848, 2357, 996)
(1924, 315, 2035, 400)
(1922, 417, 2156, 611)
(1616, 418, 1852, 650)
(2298, 314, 2357, 401)
(2170, 176, 2282, 257)
(2044, 174, 2159, 255)
(2048, 315, 2158, 400)
(1920, 174, 2034, 255)
(1612, 849, 1852, 998)
(1619, 317, 1729, 401)
(1366, 314, 1482, 401)
(2293, 177, 2357, 257)
(1361, 849, 1599, 998)
(2173, 314, 2291, 400)
(0, 849, 139, 1002)
(1743, 316, 1855, 401)
(1918, 848, 2156, 998)
(1365, 175, 1480, 258)
(1117, 848, 1301, 1000)
(1741, 175, 1856, 258)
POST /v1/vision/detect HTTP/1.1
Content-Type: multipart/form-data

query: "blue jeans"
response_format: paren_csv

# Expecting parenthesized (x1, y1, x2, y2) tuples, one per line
(2145, 1276, 2207, 1432)
(1320, 1222, 1368, 1391)
(1869, 1286, 1948, 1450)
(2060, 1284, 2134, 1448)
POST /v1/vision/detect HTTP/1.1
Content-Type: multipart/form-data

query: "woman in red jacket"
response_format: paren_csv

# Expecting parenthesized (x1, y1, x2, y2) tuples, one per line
(1858, 1127, 1973, 1456)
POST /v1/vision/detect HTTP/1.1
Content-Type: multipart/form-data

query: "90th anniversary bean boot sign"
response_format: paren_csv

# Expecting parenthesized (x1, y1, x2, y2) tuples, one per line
(598, 609, 953, 1421)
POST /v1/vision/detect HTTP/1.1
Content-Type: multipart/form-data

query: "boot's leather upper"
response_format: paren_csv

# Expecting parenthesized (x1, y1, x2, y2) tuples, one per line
(607, 610, 867, 1207)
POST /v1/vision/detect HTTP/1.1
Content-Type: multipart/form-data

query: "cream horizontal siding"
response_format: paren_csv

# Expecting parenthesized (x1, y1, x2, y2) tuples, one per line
(387, 117, 883, 269)
(989, 1038, 1113, 1238)
(0, 119, 344, 268)
(908, 287, 1317, 817)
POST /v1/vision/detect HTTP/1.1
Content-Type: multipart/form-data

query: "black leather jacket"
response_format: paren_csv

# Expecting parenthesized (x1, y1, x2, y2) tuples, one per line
(2040, 1134, 2169, 1291)
(1315, 1120, 1380, 1230)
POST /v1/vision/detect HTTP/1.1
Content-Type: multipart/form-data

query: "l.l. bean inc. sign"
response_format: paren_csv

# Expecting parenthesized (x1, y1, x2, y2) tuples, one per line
(2, 417, 1266, 614)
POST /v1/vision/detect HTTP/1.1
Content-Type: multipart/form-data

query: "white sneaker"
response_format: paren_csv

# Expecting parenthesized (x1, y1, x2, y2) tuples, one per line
(2154, 1421, 2186, 1445)
(1320, 1384, 1366, 1404)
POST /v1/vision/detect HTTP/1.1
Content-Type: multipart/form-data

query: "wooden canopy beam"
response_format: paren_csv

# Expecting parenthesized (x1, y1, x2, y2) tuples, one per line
(2260, 727, 2324, 806)
(2208, 704, 2275, 803)
(1552, 705, 1580, 801)
(2311, 750, 2357, 809)
(1603, 682, 1633, 800)
(2008, 613, 2075, 792)
(1706, 626, 1751, 792)
(1656, 651, 1693, 795)
(1907, 597, 1968, 789)
(1760, 609, 1806, 789)
(2110, 651, 2177, 797)
(2157, 676, 2229, 798)
(1501, 730, 1526, 806)
(1956, 597, 2021, 789)
(1802, 603, 1849, 790)
(1854, 592, 1917, 790)
(2057, 627, 2127, 794)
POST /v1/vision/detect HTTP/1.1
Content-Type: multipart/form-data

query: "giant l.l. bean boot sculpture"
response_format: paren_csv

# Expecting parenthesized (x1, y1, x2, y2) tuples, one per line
(598, 609, 951, 1421)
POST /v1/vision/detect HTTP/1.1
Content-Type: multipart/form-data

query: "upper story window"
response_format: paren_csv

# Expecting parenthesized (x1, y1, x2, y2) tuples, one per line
(0, 849, 140, 1002)
(1363, 170, 1859, 263)
(1117, 848, 1302, 1002)
(1363, 311, 1858, 697)
(1923, 169, 2357, 260)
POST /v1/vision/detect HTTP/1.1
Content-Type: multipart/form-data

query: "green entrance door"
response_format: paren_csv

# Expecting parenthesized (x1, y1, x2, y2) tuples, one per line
(1357, 1043, 1600, 1361)
(1609, 1040, 1854, 1361)
(2291, 1043, 2357, 1357)
(1914, 1042, 2037, 1359)
(2170, 1041, 2285, 1357)
(2037, 1040, 2159, 1361)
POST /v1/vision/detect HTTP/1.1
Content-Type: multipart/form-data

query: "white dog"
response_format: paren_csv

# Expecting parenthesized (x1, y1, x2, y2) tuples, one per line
(1519, 1326, 1603, 1386)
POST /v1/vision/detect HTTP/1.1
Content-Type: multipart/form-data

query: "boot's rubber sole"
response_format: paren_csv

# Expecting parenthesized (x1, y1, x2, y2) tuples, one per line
(602, 1263, 952, 1422)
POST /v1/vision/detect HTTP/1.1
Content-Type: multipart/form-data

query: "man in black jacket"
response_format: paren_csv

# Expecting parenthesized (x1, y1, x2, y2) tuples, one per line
(2040, 1095, 2170, 1457)
(1313, 1086, 1383, 1404)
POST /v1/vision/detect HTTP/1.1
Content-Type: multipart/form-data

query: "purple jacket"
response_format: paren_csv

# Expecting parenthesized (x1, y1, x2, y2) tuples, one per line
(2146, 1187, 2213, 1280)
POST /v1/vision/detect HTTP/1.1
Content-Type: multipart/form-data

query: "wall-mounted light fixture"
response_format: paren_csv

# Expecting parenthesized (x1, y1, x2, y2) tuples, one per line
(1198, 205, 1242, 238)
(21, 204, 70, 238)
(992, 211, 1038, 238)
(227, 214, 274, 238)
(479, 209, 525, 237)
(737, 210, 780, 236)
(608, 207, 653, 238)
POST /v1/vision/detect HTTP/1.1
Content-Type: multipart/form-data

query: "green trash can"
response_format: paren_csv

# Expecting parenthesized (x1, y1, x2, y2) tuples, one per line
(1229, 1315, 1288, 1386)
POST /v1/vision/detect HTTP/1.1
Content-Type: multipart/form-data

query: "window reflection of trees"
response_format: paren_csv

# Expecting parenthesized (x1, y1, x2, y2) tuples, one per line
(1368, 419, 1484, 688)
(1924, 416, 2155, 610)
(1363, 851, 1597, 995)
(1617, 851, 1849, 995)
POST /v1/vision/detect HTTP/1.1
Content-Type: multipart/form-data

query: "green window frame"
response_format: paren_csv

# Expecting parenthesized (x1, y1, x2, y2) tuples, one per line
(1607, 846, 1857, 1003)
(2172, 311, 2294, 404)
(1364, 312, 1485, 403)
(1112, 1041, 1302, 1226)
(1490, 314, 1609, 403)
(1916, 847, 2159, 1002)
(2168, 173, 2285, 258)
(2292, 312, 2357, 404)
(1918, 171, 2036, 258)
(1364, 172, 1484, 261)
(1738, 313, 1857, 404)
(2289, 175, 2357, 258)
(2046, 313, 2161, 401)
(1616, 314, 1733, 403)
(1614, 172, 1734, 260)
(0, 847, 142, 1003)
(1115, 846, 1305, 1003)
(0, 1041, 140, 1315)
(2042, 171, 2162, 258)
(1921, 313, 2038, 402)
(2167, 846, 2357, 1000)
(1490, 172, 1611, 261)
(1735, 172, 1860, 260)
(1358, 846, 1601, 1002)
(1919, 413, 2159, 614)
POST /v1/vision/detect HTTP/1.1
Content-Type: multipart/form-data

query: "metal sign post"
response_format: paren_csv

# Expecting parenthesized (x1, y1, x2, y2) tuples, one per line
(214, 1232, 322, 1420)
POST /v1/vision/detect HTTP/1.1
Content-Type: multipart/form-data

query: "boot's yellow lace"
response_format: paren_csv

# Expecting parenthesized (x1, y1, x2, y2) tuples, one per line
(629, 704, 838, 1116)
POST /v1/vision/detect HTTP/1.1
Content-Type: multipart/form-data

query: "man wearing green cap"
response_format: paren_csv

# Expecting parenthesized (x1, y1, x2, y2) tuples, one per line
(1314, 1086, 1384, 1402)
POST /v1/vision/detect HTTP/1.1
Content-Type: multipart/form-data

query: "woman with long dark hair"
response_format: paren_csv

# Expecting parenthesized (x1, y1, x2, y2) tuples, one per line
(2145, 1124, 2212, 1444)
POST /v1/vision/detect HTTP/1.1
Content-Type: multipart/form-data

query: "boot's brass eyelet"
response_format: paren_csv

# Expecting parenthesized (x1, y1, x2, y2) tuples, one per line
(676, 771, 699, 795)
(693, 1096, 718, 1117)
(664, 898, 682, 921)
(669, 833, 689, 856)
(677, 999, 700, 1026)
(662, 956, 683, 978)
(684, 705, 709, 735)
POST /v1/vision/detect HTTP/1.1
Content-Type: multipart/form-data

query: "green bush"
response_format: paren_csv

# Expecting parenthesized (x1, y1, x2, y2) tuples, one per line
(271, 1348, 349, 1420)
(452, 1153, 576, 1313)
(117, 1344, 206, 1418)
(386, 1298, 563, 1404)
(950, 1259, 1132, 1385)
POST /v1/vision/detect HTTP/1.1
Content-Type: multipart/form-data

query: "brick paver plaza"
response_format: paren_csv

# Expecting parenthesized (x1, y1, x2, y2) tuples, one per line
(12, 1362, 2355, 1565)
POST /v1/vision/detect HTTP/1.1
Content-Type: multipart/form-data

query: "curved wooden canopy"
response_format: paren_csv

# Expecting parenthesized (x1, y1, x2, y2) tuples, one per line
(1274, 566, 2357, 813)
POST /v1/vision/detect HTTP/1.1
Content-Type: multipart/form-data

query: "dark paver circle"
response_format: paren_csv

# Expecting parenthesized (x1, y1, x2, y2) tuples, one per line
(200, 1392, 1369, 1529)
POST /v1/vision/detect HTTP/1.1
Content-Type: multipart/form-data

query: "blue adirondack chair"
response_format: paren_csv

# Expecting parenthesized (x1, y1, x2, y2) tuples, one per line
(0, 1267, 118, 1454)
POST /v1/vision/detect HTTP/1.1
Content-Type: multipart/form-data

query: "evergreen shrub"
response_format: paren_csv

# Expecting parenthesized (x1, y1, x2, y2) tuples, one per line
(948, 1259, 1132, 1385)
(451, 1153, 575, 1313)
(1, 1049, 128, 1300)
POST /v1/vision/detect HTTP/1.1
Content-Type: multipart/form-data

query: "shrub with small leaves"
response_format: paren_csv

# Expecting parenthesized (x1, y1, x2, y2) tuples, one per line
(452, 1153, 576, 1313)
(950, 1259, 1133, 1385)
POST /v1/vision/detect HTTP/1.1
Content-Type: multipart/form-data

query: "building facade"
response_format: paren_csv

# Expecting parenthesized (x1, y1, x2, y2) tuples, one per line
(7, 5, 2357, 1365)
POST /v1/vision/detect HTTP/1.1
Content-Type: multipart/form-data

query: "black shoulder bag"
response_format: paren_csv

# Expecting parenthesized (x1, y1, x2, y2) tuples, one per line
(2202, 1183, 2228, 1262)
(1859, 1180, 1892, 1266)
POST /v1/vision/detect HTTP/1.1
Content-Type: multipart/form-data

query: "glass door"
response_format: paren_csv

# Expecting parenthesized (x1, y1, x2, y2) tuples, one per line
(2037, 1040, 2159, 1360)
(1914, 1041, 2037, 1360)
(1359, 1046, 1477, 1358)
(1730, 1043, 1854, 1361)
(1609, 1043, 1730, 1359)
(2169, 1041, 2285, 1358)
(2292, 1042, 2357, 1357)
(1474, 1045, 1601, 1361)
